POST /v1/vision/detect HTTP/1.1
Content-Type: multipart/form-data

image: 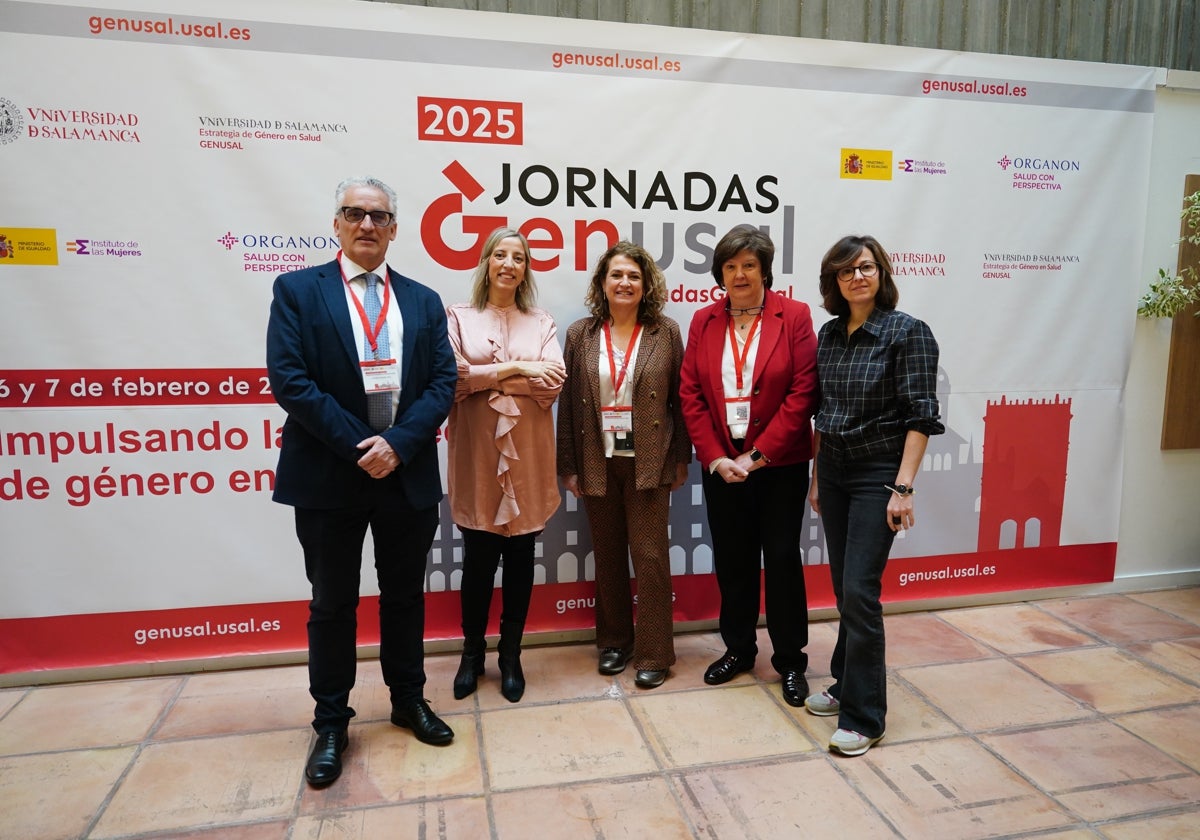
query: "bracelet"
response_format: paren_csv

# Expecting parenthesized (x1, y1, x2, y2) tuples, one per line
(884, 483, 915, 496)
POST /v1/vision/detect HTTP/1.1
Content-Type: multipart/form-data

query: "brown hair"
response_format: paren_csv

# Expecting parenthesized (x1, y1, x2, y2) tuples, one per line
(584, 240, 668, 325)
(818, 234, 899, 317)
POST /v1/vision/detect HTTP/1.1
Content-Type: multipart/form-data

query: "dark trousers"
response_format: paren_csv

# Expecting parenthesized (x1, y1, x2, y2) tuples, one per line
(701, 461, 810, 674)
(458, 528, 536, 637)
(816, 451, 899, 739)
(295, 488, 437, 734)
(582, 456, 676, 670)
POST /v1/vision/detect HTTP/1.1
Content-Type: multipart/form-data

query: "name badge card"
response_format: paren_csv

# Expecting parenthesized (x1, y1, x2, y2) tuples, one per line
(601, 406, 633, 432)
(361, 359, 400, 393)
(725, 396, 750, 425)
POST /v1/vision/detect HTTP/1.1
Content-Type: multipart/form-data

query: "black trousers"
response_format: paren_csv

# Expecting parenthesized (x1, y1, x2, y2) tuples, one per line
(701, 461, 810, 674)
(295, 483, 437, 734)
(457, 527, 536, 637)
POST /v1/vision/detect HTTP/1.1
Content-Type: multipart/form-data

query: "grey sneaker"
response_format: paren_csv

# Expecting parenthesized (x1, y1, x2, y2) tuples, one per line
(829, 728, 883, 756)
(804, 690, 840, 716)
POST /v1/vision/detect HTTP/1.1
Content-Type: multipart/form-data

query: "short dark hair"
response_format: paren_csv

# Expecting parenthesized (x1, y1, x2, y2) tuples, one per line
(818, 234, 899, 317)
(711, 224, 774, 289)
(585, 240, 667, 325)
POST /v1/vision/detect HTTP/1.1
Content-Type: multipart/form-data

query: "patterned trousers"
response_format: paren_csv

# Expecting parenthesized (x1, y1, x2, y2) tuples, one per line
(582, 456, 676, 670)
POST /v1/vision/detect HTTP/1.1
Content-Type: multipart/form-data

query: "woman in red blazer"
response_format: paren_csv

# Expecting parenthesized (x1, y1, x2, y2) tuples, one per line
(679, 224, 819, 707)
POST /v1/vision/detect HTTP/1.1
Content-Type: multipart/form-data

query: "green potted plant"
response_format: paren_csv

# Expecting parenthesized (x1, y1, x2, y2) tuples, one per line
(1139, 189, 1200, 318)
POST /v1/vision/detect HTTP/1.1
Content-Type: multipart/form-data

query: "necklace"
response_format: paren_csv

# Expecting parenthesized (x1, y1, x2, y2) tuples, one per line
(728, 303, 764, 330)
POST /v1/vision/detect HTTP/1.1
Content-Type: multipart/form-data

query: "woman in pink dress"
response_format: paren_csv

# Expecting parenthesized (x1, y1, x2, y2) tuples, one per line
(445, 227, 565, 702)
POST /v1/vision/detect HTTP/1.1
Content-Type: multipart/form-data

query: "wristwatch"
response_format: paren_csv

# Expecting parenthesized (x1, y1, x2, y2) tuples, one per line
(750, 448, 764, 463)
(885, 483, 915, 496)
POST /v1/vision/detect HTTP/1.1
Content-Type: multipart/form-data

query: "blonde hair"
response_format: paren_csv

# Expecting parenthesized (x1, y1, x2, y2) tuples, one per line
(468, 228, 538, 312)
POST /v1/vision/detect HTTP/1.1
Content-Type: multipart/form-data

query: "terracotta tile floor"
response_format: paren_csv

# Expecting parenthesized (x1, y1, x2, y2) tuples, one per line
(2, 587, 1199, 839)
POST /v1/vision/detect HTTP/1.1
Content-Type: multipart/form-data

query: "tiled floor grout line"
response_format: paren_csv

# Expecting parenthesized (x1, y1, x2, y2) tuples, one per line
(2, 588, 1198, 838)
(78, 676, 191, 840)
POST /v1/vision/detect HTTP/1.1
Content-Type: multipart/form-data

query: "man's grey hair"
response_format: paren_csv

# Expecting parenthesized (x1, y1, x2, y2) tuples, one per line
(334, 176, 397, 214)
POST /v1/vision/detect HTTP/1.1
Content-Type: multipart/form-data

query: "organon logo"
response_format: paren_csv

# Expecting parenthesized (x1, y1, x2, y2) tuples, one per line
(997, 155, 1012, 170)
(217, 230, 338, 272)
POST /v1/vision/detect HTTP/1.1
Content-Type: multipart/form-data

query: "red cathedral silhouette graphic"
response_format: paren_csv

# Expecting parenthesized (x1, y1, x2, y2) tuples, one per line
(978, 394, 1073, 552)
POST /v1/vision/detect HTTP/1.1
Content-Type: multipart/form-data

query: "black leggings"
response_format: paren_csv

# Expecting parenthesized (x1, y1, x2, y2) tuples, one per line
(458, 528, 537, 636)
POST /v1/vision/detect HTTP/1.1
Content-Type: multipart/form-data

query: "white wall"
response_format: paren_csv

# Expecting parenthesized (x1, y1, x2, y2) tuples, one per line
(1117, 73, 1200, 586)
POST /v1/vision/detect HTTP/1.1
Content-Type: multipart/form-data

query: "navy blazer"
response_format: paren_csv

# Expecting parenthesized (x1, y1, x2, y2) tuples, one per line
(266, 259, 456, 510)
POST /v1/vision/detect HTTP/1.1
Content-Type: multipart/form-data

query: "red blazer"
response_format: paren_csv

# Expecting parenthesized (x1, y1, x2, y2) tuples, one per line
(679, 289, 818, 469)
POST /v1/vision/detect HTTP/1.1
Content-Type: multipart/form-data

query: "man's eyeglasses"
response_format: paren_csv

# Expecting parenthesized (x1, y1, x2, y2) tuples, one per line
(836, 261, 879, 282)
(339, 206, 395, 226)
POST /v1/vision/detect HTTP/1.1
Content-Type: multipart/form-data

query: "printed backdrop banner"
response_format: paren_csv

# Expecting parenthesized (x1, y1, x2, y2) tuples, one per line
(0, 0, 1154, 674)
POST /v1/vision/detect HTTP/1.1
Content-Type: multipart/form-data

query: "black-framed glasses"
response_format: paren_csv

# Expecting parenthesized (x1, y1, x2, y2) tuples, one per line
(339, 206, 395, 226)
(837, 261, 879, 282)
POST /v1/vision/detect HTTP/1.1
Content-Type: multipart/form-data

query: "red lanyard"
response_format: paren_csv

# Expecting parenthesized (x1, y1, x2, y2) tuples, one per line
(339, 251, 390, 354)
(602, 321, 642, 403)
(726, 314, 761, 391)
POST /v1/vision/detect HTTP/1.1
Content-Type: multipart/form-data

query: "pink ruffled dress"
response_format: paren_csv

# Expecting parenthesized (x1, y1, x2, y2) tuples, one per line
(446, 302, 563, 536)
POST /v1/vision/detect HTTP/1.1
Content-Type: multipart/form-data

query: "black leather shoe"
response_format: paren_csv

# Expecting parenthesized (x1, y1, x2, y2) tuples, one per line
(704, 653, 754, 685)
(390, 699, 454, 746)
(781, 670, 809, 707)
(635, 668, 668, 688)
(304, 730, 348, 787)
(598, 647, 629, 675)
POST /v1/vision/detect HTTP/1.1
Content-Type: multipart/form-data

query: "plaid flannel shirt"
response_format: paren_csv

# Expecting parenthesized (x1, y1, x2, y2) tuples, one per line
(814, 307, 944, 460)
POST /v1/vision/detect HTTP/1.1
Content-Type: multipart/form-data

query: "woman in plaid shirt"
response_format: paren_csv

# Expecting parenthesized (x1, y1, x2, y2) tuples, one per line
(805, 234, 944, 756)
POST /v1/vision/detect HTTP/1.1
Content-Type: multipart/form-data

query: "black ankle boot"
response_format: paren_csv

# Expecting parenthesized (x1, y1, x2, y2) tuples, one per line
(453, 636, 486, 699)
(497, 620, 525, 703)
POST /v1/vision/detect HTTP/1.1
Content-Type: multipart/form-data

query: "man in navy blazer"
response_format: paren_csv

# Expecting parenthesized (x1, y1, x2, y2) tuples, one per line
(267, 176, 457, 787)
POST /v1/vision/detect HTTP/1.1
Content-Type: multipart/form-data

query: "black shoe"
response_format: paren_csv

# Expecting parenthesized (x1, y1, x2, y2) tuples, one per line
(390, 699, 454, 746)
(781, 670, 809, 707)
(704, 653, 754, 685)
(598, 647, 629, 675)
(635, 668, 668, 689)
(304, 730, 348, 787)
(453, 637, 486, 700)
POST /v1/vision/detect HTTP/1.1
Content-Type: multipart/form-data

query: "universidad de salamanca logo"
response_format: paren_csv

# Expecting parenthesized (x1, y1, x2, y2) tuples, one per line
(0, 97, 23, 145)
(19, 102, 141, 143)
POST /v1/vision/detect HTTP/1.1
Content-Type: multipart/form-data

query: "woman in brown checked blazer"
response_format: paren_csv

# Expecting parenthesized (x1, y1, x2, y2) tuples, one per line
(557, 241, 691, 689)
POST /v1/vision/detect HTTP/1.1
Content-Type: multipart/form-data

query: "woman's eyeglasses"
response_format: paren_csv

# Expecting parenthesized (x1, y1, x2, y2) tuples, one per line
(836, 262, 879, 282)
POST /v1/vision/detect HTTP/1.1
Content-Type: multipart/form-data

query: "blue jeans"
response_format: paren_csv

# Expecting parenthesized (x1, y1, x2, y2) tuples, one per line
(816, 451, 899, 738)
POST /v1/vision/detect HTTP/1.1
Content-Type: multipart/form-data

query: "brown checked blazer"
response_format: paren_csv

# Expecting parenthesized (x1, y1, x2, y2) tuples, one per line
(556, 316, 692, 495)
